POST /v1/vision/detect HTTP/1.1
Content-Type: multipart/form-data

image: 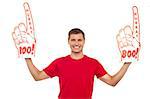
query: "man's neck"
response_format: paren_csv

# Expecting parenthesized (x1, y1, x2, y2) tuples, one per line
(70, 52, 84, 60)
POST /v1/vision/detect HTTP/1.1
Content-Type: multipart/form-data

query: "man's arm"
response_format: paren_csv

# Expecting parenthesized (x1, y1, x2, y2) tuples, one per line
(25, 58, 49, 81)
(98, 62, 131, 86)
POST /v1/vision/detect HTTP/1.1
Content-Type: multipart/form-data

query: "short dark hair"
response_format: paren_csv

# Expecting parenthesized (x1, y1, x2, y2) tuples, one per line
(68, 28, 85, 40)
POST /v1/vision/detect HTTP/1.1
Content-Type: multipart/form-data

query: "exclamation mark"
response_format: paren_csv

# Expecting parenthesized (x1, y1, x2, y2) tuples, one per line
(31, 44, 35, 55)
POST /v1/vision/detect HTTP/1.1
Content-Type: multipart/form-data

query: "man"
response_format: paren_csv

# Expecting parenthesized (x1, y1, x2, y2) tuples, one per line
(25, 28, 131, 99)
(12, 3, 140, 99)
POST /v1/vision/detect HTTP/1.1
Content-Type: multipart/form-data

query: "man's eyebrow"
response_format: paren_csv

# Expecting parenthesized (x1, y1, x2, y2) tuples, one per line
(70, 38, 75, 40)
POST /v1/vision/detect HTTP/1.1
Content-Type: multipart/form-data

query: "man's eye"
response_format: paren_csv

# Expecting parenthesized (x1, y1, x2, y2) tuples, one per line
(78, 39, 82, 41)
(71, 39, 75, 41)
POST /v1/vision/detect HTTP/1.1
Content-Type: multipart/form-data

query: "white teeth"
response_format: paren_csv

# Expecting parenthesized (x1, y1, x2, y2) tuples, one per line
(74, 46, 80, 48)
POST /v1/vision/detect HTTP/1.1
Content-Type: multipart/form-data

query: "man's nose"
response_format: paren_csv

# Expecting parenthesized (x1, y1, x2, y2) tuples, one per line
(75, 41, 79, 45)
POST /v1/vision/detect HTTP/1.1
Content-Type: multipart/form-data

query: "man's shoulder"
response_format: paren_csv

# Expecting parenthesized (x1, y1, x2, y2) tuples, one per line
(85, 55, 103, 67)
(84, 55, 99, 62)
(53, 55, 69, 62)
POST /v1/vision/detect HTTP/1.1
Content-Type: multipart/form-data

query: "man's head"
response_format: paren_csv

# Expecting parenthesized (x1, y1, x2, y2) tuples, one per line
(68, 28, 85, 53)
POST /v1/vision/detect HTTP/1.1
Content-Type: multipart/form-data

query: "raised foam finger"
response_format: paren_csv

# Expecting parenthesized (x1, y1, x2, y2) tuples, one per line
(23, 2, 34, 35)
(132, 6, 140, 42)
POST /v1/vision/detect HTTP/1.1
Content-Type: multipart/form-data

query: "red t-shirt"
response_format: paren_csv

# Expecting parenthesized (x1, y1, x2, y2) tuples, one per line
(43, 55, 107, 99)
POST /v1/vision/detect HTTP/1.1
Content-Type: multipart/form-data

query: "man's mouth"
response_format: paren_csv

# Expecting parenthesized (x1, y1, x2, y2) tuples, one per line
(73, 46, 80, 49)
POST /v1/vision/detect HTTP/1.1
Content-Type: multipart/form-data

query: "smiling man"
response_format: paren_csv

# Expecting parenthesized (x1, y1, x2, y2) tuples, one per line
(25, 28, 131, 99)
(12, 2, 140, 99)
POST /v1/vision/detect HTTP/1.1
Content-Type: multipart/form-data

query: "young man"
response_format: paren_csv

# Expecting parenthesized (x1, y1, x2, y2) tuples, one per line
(25, 28, 131, 99)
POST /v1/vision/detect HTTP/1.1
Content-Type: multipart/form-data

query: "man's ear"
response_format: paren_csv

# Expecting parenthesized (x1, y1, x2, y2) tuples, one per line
(83, 39, 85, 44)
(68, 39, 70, 44)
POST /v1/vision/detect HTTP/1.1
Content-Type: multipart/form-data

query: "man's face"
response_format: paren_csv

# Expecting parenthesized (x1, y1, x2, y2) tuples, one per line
(68, 33, 85, 53)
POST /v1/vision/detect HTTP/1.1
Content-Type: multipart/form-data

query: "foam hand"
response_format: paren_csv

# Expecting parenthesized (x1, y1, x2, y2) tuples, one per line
(116, 6, 141, 62)
(12, 2, 36, 58)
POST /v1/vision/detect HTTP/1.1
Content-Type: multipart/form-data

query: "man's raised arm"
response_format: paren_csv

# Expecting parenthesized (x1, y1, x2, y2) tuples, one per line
(99, 62, 131, 86)
(25, 58, 49, 81)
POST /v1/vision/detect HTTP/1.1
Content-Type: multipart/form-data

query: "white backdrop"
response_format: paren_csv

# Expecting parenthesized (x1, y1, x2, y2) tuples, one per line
(0, 0, 150, 99)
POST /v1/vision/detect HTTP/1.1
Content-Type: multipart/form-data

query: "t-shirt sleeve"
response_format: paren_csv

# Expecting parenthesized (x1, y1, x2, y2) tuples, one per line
(43, 59, 59, 78)
(94, 60, 107, 78)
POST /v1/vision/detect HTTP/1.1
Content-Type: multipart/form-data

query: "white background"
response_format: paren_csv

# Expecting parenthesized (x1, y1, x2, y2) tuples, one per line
(0, 0, 150, 99)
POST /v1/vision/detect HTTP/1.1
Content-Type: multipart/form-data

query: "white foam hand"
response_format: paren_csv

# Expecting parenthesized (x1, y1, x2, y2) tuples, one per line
(12, 2, 36, 58)
(116, 6, 141, 62)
